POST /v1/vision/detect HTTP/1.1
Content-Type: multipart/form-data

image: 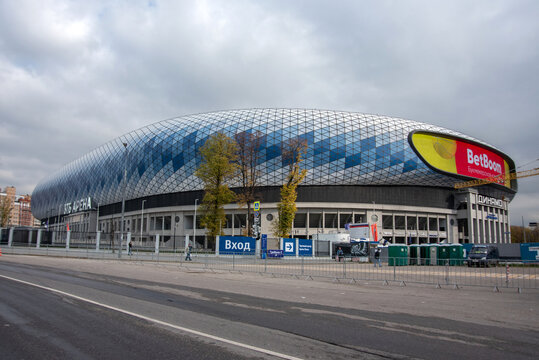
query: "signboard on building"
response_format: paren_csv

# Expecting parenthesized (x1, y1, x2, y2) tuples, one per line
(283, 238, 296, 256)
(477, 195, 503, 208)
(63, 197, 94, 215)
(218, 236, 255, 255)
(261, 234, 267, 259)
(298, 239, 313, 256)
(268, 249, 284, 258)
(520, 243, 539, 262)
(410, 131, 511, 188)
(348, 223, 371, 240)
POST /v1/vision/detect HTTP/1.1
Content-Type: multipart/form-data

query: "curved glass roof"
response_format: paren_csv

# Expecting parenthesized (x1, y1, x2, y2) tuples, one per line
(31, 109, 511, 219)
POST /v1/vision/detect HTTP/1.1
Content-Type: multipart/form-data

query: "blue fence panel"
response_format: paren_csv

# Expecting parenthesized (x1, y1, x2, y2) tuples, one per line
(520, 243, 539, 262)
(283, 238, 296, 256)
(219, 236, 256, 255)
(298, 239, 313, 256)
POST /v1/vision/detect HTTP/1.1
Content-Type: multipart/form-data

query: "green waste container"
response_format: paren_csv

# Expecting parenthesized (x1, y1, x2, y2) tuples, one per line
(409, 244, 420, 265)
(388, 244, 408, 266)
(448, 244, 464, 265)
(437, 244, 451, 265)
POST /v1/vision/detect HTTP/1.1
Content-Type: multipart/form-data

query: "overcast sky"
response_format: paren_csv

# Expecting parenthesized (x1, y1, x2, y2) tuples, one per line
(0, 0, 537, 225)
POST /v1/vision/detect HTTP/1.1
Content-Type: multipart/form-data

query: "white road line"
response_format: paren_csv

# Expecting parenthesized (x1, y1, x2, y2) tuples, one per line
(0, 274, 303, 360)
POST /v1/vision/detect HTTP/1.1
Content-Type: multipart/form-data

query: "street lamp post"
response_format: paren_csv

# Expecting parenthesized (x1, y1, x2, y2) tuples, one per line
(194, 198, 198, 249)
(119, 142, 128, 258)
(140, 200, 146, 245)
(57, 205, 61, 231)
(95, 200, 100, 233)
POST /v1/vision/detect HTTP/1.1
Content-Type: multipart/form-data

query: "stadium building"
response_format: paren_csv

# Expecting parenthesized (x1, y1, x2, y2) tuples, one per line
(31, 109, 517, 248)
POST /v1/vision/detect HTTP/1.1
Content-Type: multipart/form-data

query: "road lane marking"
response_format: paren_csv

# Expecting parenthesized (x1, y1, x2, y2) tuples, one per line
(0, 274, 303, 360)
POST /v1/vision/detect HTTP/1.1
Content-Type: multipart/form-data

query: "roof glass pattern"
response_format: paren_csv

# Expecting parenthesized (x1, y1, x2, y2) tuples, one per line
(31, 109, 505, 218)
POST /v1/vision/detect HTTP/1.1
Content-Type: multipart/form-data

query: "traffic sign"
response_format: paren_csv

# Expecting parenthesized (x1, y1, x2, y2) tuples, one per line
(253, 201, 260, 211)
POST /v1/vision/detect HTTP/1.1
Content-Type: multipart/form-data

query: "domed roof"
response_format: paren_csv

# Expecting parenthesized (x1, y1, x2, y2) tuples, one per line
(31, 109, 511, 218)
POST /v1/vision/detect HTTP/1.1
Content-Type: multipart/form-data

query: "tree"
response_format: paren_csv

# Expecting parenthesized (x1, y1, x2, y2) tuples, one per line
(272, 138, 308, 238)
(235, 130, 264, 236)
(511, 225, 539, 243)
(195, 133, 238, 246)
(0, 195, 11, 227)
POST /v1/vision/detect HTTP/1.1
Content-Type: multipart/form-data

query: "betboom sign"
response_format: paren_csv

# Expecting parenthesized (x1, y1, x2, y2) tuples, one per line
(410, 131, 510, 188)
(218, 236, 256, 255)
(63, 197, 93, 215)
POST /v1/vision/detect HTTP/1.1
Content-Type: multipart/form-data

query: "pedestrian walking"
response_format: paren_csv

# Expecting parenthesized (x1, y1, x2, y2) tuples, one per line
(128, 241, 132, 255)
(374, 247, 382, 267)
(185, 243, 192, 261)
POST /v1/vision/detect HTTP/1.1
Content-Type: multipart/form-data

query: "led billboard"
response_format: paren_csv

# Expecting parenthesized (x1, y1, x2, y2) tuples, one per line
(410, 131, 511, 188)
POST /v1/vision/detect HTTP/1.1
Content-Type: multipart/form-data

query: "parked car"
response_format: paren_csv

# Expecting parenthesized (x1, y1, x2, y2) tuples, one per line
(467, 244, 500, 267)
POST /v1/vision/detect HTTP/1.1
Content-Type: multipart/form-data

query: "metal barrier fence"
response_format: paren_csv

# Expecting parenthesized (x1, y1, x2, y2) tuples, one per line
(1, 244, 537, 291)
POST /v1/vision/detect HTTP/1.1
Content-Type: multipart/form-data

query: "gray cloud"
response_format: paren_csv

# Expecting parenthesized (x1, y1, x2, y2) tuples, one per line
(0, 0, 537, 224)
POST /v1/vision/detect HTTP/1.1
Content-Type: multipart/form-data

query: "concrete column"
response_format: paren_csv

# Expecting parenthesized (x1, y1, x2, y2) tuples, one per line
(215, 235, 220, 255)
(96, 231, 101, 251)
(66, 230, 71, 249)
(8, 227, 14, 247)
(36, 229, 42, 248)
(28, 229, 33, 246)
(155, 234, 160, 254)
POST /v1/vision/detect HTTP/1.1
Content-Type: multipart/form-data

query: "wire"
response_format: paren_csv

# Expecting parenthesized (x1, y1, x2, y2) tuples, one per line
(517, 158, 539, 169)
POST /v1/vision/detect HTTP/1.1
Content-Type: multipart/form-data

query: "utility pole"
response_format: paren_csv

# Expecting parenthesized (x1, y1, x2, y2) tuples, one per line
(522, 216, 527, 243)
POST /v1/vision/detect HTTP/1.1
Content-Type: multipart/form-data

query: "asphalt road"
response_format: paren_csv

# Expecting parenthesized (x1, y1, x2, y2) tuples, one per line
(0, 255, 538, 359)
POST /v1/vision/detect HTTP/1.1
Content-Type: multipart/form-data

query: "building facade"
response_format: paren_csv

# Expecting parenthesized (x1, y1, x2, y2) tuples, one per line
(31, 109, 517, 247)
(1, 186, 40, 227)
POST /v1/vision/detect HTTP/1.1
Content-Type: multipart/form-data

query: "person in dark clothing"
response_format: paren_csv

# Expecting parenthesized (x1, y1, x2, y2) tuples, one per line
(185, 244, 193, 261)
(374, 247, 382, 267)
(336, 247, 344, 262)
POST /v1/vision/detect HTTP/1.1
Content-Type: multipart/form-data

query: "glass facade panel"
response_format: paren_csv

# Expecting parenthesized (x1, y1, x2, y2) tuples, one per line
(32, 109, 514, 220)
(309, 213, 322, 228)
(418, 217, 427, 230)
(406, 216, 417, 230)
(354, 214, 365, 223)
(429, 217, 438, 231)
(339, 213, 352, 228)
(294, 213, 307, 228)
(324, 213, 338, 228)
(382, 215, 393, 229)
(395, 216, 405, 230)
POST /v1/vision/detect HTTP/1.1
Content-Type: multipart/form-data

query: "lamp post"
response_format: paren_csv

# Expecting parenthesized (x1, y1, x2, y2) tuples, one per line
(57, 205, 61, 231)
(95, 200, 100, 233)
(119, 142, 128, 258)
(193, 198, 198, 249)
(140, 199, 146, 245)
